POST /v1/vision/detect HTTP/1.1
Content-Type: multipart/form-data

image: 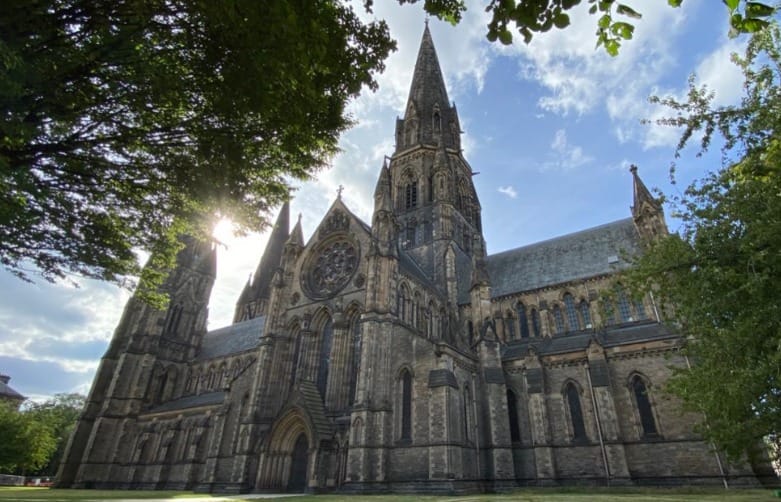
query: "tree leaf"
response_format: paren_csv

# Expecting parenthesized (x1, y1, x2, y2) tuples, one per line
(745, 2, 775, 18)
(553, 12, 571, 29)
(616, 4, 642, 19)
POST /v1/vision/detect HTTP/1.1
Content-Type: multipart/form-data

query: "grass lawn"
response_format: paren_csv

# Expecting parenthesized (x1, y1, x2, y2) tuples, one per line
(0, 487, 779, 501)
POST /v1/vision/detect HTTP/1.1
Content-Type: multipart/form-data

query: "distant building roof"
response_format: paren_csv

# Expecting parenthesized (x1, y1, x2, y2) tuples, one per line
(486, 218, 640, 298)
(0, 374, 25, 402)
(197, 316, 265, 361)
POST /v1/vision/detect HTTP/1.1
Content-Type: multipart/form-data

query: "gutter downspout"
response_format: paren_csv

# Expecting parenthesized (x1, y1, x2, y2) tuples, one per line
(586, 363, 611, 486)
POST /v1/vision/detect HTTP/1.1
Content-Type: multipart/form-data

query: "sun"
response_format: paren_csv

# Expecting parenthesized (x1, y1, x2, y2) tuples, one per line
(212, 217, 236, 247)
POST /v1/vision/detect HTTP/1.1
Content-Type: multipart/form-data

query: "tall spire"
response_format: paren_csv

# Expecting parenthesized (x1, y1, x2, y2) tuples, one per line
(405, 23, 450, 122)
(395, 24, 460, 152)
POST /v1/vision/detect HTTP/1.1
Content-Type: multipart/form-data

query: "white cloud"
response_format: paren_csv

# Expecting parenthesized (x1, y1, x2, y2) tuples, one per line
(498, 185, 518, 198)
(544, 129, 593, 170)
(694, 38, 746, 107)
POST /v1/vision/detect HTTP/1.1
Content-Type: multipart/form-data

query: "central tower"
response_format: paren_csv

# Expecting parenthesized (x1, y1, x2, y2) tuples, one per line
(389, 25, 485, 292)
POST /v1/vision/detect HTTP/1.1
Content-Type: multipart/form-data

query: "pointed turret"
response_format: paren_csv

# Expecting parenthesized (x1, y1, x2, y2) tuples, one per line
(631, 165, 661, 213)
(630, 165, 667, 242)
(374, 159, 393, 212)
(233, 202, 290, 322)
(288, 213, 304, 247)
(395, 25, 461, 151)
(371, 159, 398, 257)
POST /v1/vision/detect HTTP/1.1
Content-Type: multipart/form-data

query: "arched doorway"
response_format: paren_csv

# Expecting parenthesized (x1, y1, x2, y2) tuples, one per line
(287, 434, 308, 492)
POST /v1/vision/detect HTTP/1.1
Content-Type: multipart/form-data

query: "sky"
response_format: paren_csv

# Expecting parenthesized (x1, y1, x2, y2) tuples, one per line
(0, 0, 753, 402)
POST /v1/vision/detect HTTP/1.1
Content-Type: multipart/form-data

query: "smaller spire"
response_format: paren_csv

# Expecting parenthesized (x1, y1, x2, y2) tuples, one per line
(374, 161, 393, 211)
(630, 165, 661, 212)
(288, 213, 304, 247)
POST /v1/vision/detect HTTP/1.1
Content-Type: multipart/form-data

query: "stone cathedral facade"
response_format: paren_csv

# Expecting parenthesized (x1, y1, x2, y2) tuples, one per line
(58, 28, 774, 493)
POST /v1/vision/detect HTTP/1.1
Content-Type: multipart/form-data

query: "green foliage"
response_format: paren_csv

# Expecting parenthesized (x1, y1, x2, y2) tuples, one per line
(0, 1, 394, 300)
(0, 401, 56, 474)
(627, 25, 781, 461)
(398, 0, 776, 55)
(22, 394, 85, 476)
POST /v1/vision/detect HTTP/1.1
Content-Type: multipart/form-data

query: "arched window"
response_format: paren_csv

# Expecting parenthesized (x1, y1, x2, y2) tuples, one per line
(427, 302, 436, 339)
(563, 293, 580, 331)
(404, 220, 416, 248)
(316, 317, 334, 398)
(507, 389, 521, 443)
(632, 376, 658, 437)
(505, 311, 515, 340)
(517, 303, 530, 339)
(552, 305, 565, 335)
(165, 304, 183, 334)
(634, 299, 647, 320)
(290, 326, 302, 389)
(207, 366, 217, 389)
(400, 369, 412, 441)
(405, 181, 418, 209)
(616, 286, 632, 322)
(604, 299, 616, 325)
(531, 308, 541, 337)
(463, 385, 472, 442)
(433, 110, 441, 133)
(579, 300, 592, 328)
(565, 383, 587, 441)
(413, 291, 422, 330)
(349, 316, 362, 406)
(155, 369, 168, 404)
(398, 285, 409, 322)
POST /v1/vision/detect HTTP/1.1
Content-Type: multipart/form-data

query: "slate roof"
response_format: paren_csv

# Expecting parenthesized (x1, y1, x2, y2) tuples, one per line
(0, 375, 24, 401)
(399, 250, 438, 292)
(197, 315, 265, 361)
(501, 320, 677, 361)
(146, 391, 225, 414)
(486, 218, 640, 298)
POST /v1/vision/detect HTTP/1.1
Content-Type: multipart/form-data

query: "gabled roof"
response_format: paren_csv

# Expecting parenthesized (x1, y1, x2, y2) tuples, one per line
(197, 315, 265, 361)
(486, 218, 640, 298)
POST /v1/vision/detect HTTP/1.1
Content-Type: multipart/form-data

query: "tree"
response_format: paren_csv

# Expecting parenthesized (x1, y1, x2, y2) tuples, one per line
(1, 1, 394, 304)
(625, 24, 781, 461)
(386, 0, 776, 55)
(23, 394, 85, 476)
(0, 401, 56, 474)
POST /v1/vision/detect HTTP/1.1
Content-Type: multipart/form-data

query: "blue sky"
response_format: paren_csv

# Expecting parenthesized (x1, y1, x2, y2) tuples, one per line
(0, 0, 751, 401)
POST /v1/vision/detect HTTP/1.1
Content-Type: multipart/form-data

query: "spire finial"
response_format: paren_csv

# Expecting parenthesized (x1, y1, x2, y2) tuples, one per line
(337, 184, 344, 199)
(630, 164, 638, 175)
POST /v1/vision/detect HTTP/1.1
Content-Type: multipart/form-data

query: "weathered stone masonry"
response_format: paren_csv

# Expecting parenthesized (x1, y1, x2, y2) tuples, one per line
(57, 26, 776, 493)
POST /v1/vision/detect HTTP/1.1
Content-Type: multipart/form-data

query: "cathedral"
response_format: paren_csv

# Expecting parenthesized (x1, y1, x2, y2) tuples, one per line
(57, 27, 775, 493)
